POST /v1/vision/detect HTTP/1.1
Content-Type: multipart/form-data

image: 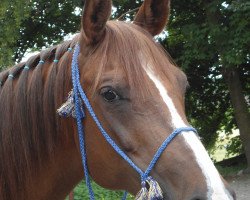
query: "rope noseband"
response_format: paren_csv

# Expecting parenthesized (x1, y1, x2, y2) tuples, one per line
(58, 43, 197, 200)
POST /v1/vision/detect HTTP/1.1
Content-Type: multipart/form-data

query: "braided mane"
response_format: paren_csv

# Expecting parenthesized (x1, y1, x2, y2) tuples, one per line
(0, 37, 78, 199)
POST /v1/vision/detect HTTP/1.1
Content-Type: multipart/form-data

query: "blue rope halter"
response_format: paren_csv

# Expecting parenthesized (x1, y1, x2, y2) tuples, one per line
(60, 43, 197, 200)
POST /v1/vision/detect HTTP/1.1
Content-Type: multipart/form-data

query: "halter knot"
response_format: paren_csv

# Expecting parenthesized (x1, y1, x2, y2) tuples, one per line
(57, 90, 84, 118)
(135, 177, 163, 200)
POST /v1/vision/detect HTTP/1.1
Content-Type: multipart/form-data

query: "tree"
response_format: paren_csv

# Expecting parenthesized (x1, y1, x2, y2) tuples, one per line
(0, 0, 30, 68)
(165, 0, 250, 170)
(0, 0, 83, 69)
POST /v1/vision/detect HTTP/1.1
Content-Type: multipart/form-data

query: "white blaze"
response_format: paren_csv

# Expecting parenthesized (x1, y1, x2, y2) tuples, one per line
(145, 67, 233, 200)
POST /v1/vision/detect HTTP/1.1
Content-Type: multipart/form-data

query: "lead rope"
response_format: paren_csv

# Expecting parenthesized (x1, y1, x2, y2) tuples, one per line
(58, 43, 197, 200)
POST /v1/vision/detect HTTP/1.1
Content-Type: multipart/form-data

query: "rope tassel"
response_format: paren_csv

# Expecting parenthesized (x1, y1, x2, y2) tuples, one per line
(57, 90, 84, 118)
(147, 177, 163, 200)
(135, 181, 148, 200)
(135, 177, 163, 200)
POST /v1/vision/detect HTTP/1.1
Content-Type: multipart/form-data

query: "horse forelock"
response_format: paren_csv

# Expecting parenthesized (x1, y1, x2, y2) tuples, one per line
(80, 21, 187, 102)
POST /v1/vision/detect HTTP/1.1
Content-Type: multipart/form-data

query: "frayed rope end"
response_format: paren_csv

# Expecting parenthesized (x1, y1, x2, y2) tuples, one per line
(148, 177, 163, 200)
(135, 177, 163, 200)
(135, 181, 148, 200)
(57, 90, 85, 118)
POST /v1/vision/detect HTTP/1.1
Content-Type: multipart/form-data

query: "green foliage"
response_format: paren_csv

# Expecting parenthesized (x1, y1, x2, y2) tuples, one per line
(0, 0, 30, 68)
(0, 0, 83, 69)
(112, 0, 142, 19)
(70, 180, 134, 200)
(226, 135, 244, 157)
(164, 0, 250, 153)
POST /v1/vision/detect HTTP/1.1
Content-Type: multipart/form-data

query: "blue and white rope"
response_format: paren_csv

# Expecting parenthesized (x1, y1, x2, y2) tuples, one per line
(72, 45, 95, 200)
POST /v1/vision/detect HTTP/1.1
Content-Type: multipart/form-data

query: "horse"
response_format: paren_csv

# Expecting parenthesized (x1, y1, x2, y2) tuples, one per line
(0, 0, 236, 199)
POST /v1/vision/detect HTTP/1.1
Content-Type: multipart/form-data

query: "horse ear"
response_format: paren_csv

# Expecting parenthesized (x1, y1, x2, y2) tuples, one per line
(81, 0, 112, 44)
(134, 0, 170, 36)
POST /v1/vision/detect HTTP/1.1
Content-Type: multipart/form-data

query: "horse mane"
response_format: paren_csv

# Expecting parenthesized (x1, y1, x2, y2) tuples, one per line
(0, 21, 187, 199)
(0, 36, 79, 199)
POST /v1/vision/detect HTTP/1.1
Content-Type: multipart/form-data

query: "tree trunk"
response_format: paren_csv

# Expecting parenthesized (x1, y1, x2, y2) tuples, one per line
(223, 67, 250, 172)
(203, 1, 250, 172)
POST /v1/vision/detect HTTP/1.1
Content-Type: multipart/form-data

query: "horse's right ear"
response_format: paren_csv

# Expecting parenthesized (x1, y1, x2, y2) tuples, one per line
(81, 0, 112, 44)
(134, 0, 170, 36)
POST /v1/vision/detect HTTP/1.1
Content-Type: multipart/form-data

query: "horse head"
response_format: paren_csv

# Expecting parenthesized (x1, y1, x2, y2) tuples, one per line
(73, 0, 236, 199)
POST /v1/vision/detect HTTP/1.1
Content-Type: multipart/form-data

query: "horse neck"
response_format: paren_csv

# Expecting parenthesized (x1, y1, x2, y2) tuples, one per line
(27, 55, 83, 199)
(0, 44, 83, 200)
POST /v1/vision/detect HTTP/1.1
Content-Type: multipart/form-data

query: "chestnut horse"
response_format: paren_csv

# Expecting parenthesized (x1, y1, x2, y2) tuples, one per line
(0, 0, 235, 199)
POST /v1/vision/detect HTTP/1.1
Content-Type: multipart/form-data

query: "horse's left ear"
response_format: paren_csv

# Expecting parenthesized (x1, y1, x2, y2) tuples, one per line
(134, 0, 170, 36)
(81, 0, 112, 44)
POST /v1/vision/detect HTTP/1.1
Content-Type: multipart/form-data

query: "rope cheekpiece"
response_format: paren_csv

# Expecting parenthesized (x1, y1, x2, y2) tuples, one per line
(57, 43, 197, 200)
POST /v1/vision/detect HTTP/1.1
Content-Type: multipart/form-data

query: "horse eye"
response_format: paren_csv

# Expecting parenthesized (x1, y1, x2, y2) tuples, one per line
(101, 88, 120, 102)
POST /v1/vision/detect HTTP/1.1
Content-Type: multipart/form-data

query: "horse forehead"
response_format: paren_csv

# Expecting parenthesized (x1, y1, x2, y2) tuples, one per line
(139, 55, 182, 92)
(101, 67, 127, 84)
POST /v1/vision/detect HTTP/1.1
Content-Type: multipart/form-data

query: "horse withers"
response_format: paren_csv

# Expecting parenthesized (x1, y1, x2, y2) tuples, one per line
(0, 0, 236, 199)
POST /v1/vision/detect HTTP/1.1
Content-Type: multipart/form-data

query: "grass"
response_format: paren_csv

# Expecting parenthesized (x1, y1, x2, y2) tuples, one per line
(216, 163, 247, 177)
(66, 180, 134, 200)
